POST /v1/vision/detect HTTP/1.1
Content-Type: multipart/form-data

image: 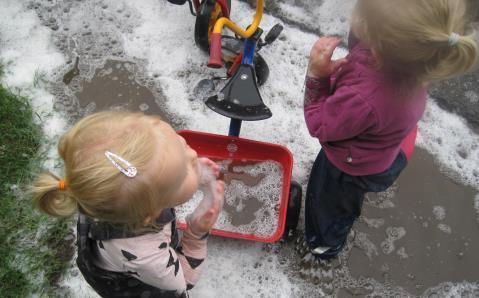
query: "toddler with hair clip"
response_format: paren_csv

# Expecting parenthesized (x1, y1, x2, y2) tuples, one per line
(31, 111, 224, 297)
(302, 0, 478, 260)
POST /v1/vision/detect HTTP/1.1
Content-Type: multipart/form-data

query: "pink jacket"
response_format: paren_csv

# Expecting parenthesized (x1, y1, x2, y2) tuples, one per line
(94, 222, 206, 295)
(304, 37, 427, 175)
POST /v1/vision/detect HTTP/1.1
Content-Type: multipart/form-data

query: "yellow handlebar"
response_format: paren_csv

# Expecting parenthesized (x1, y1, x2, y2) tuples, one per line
(208, 0, 264, 68)
(213, 0, 263, 38)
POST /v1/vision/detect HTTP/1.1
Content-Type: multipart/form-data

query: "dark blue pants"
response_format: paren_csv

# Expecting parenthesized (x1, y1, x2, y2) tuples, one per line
(305, 150, 407, 259)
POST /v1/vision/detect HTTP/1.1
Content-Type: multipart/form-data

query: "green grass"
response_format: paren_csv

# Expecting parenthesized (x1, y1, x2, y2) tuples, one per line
(0, 73, 73, 297)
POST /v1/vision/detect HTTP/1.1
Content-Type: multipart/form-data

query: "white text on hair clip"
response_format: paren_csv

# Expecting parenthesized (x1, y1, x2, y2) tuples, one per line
(104, 151, 138, 178)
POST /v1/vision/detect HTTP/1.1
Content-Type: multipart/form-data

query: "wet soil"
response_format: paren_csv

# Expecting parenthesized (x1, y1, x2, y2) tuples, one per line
(73, 59, 169, 120)
(348, 148, 479, 295)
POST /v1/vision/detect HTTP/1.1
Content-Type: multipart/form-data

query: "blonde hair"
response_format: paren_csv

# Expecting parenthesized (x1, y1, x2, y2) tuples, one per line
(31, 111, 173, 227)
(353, 0, 478, 83)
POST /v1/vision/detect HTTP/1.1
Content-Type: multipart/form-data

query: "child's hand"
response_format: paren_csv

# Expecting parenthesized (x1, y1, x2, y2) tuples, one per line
(197, 157, 220, 186)
(307, 37, 348, 79)
(186, 180, 225, 238)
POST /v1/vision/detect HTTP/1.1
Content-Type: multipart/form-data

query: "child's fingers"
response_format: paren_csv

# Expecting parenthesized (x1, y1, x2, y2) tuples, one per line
(212, 181, 225, 206)
(203, 158, 220, 176)
(311, 37, 329, 53)
(324, 38, 342, 60)
(212, 164, 220, 177)
(331, 58, 348, 72)
(216, 180, 225, 194)
(310, 37, 340, 62)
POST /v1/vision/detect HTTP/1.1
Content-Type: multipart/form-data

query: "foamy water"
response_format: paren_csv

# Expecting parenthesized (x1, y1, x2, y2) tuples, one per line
(1, 0, 478, 297)
(176, 160, 283, 237)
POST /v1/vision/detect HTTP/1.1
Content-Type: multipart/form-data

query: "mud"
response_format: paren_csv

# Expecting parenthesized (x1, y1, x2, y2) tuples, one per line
(348, 148, 479, 295)
(283, 148, 479, 297)
(74, 59, 169, 119)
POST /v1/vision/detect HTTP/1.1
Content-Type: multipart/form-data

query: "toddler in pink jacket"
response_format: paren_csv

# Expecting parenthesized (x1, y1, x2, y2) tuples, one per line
(303, 0, 477, 259)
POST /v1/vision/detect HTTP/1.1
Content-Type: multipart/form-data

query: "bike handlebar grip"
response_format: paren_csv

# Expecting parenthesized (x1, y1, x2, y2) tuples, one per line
(208, 33, 223, 68)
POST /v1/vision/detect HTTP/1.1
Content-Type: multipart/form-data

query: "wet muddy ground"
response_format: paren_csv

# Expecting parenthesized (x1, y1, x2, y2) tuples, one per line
(67, 59, 169, 119)
(351, 148, 478, 295)
(270, 148, 479, 297)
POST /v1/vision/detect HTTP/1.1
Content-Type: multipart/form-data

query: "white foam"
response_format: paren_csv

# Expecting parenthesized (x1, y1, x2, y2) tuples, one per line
(365, 183, 398, 209)
(362, 217, 385, 229)
(433, 205, 446, 221)
(437, 223, 452, 234)
(465, 90, 479, 104)
(396, 247, 409, 259)
(422, 281, 479, 297)
(176, 161, 284, 237)
(0, 1, 65, 87)
(417, 98, 479, 189)
(277, 0, 355, 36)
(380, 226, 406, 255)
(191, 238, 300, 297)
(354, 231, 379, 260)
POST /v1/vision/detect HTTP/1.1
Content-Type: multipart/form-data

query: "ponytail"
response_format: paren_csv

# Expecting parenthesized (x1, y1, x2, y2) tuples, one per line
(355, 0, 479, 84)
(421, 33, 478, 82)
(31, 172, 77, 217)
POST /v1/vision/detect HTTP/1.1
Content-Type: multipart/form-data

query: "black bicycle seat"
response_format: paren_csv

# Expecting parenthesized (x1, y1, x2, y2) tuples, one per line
(166, 0, 187, 5)
(205, 64, 272, 121)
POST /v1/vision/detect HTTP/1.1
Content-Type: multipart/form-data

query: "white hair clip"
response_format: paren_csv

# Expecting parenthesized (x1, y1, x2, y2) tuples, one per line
(104, 151, 138, 178)
(448, 32, 461, 46)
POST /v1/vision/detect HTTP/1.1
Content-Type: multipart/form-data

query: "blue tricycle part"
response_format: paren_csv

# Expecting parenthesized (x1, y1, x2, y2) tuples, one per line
(229, 119, 243, 137)
(241, 37, 257, 66)
(228, 37, 257, 136)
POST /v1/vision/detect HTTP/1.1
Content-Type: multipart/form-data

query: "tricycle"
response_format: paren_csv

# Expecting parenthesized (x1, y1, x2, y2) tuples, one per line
(168, 0, 302, 243)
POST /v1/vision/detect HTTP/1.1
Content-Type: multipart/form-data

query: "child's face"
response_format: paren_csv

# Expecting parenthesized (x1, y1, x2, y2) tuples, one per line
(148, 118, 200, 209)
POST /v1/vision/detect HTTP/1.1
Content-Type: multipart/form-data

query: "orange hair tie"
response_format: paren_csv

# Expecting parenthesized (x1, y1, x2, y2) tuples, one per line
(58, 179, 67, 190)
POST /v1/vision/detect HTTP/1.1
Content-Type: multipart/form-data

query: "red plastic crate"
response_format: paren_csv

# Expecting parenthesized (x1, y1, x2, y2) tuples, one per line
(176, 130, 293, 243)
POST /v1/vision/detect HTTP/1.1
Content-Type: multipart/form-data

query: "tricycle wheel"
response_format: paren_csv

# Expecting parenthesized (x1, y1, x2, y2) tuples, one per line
(283, 180, 302, 239)
(253, 54, 269, 86)
(194, 0, 231, 53)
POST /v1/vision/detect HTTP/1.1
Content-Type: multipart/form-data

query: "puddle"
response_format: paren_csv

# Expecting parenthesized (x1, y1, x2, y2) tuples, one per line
(51, 58, 178, 127)
(74, 59, 169, 119)
(272, 148, 479, 297)
(348, 148, 479, 295)
(29, 0, 181, 127)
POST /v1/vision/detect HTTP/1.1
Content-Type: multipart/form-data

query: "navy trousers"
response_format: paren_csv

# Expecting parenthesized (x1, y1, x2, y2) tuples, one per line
(305, 150, 407, 259)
